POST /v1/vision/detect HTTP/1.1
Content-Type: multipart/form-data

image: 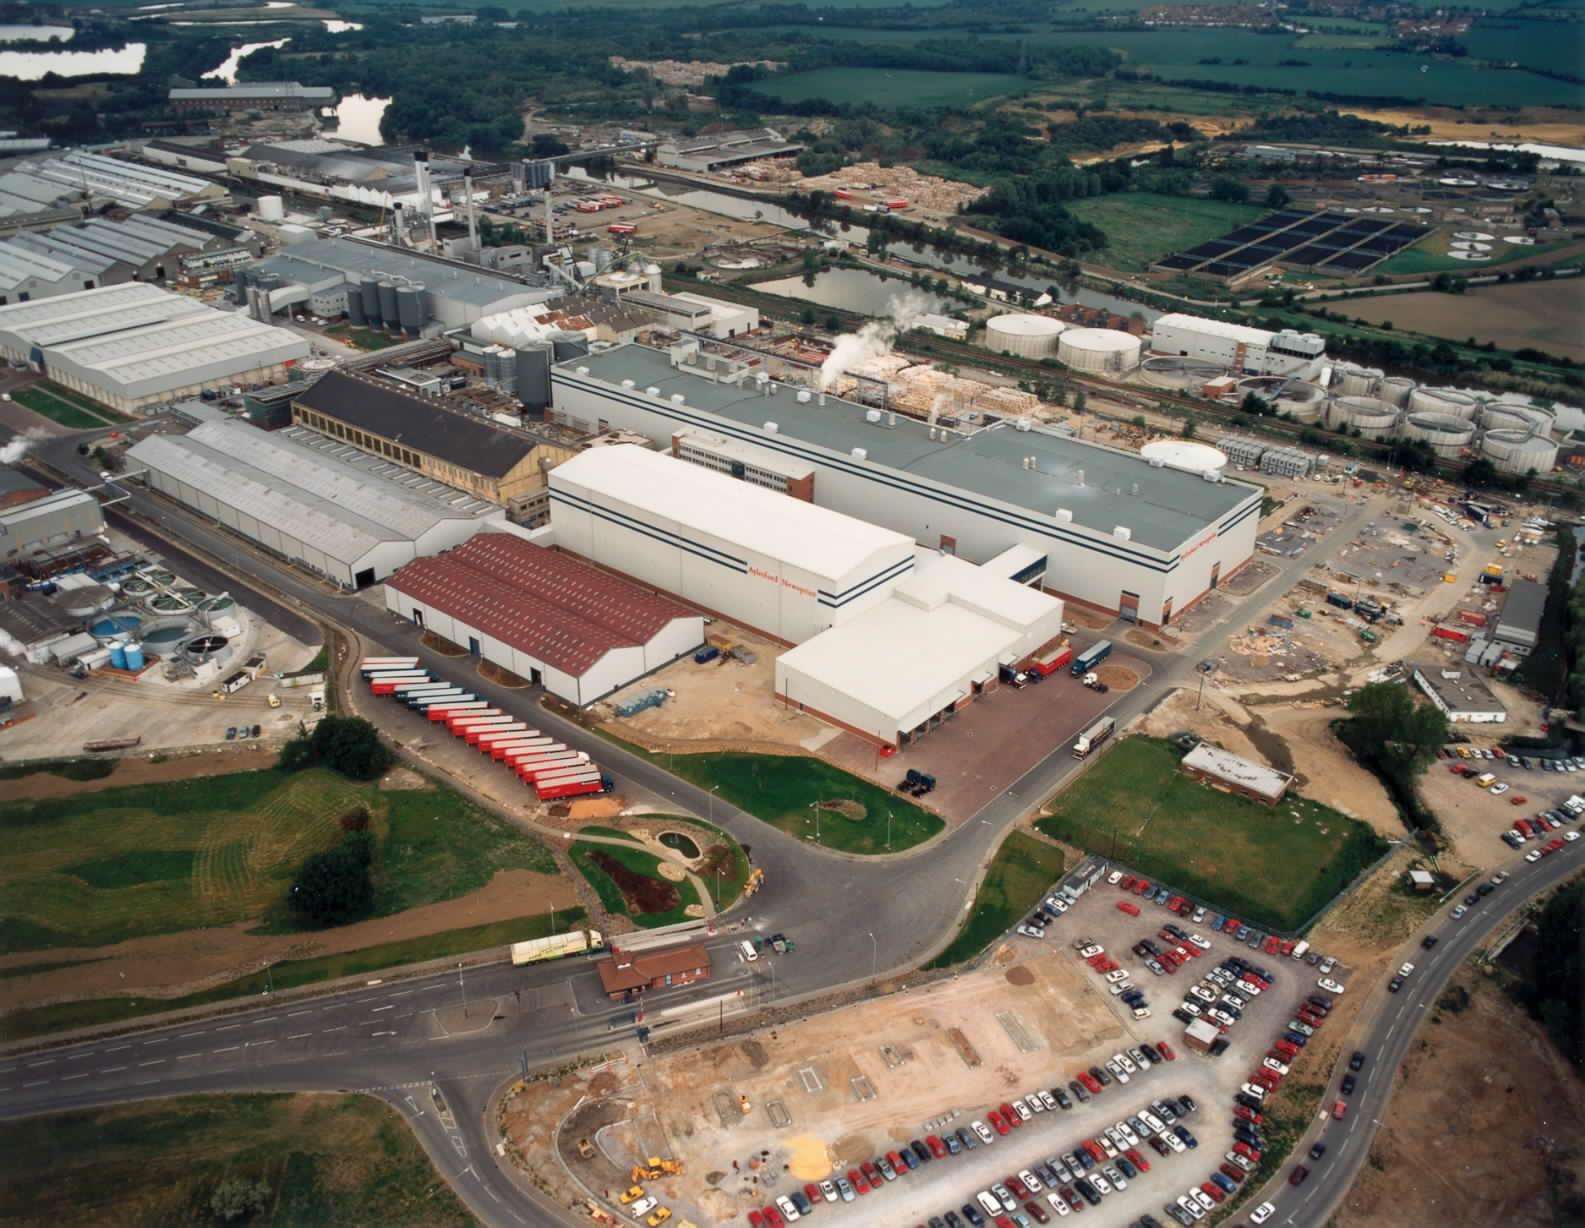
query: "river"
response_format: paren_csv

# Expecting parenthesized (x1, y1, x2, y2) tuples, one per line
(755, 267, 958, 318)
(325, 94, 389, 146)
(0, 41, 148, 80)
(204, 37, 287, 83)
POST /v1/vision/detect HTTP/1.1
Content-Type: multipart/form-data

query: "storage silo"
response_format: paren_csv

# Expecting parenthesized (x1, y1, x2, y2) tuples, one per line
(1058, 328, 1143, 375)
(408, 284, 428, 335)
(483, 347, 502, 388)
(495, 347, 516, 392)
(1141, 440, 1228, 477)
(1378, 375, 1416, 408)
(230, 267, 253, 306)
(109, 642, 127, 670)
(1480, 402, 1554, 435)
(1408, 386, 1479, 419)
(1399, 412, 1475, 458)
(257, 195, 285, 222)
(593, 246, 614, 274)
(985, 314, 1066, 359)
(551, 330, 589, 363)
(360, 278, 382, 326)
(1326, 395, 1399, 440)
(1275, 382, 1325, 424)
(123, 641, 144, 672)
(1335, 364, 1382, 396)
(376, 281, 400, 330)
(1483, 429, 1559, 476)
(396, 284, 422, 336)
(515, 341, 553, 412)
(345, 275, 365, 325)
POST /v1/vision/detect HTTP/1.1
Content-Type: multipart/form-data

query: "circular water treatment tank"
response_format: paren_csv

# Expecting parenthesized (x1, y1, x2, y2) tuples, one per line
(1453, 230, 1495, 241)
(1141, 439, 1228, 476)
(1335, 364, 1383, 397)
(119, 576, 155, 598)
(1400, 412, 1476, 457)
(184, 634, 230, 662)
(1378, 375, 1416, 408)
(62, 584, 116, 618)
(1481, 403, 1554, 434)
(1448, 251, 1491, 262)
(198, 595, 236, 614)
(147, 592, 193, 614)
(1275, 383, 1325, 423)
(140, 568, 175, 586)
(142, 622, 195, 650)
(1059, 328, 1142, 375)
(90, 613, 143, 639)
(1408, 387, 1479, 419)
(985, 313, 1066, 358)
(1483, 429, 1559, 476)
(1327, 395, 1400, 439)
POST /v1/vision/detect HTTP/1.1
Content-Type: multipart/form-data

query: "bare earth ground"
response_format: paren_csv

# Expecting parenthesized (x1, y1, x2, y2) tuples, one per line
(4, 745, 283, 801)
(1343, 104, 1585, 148)
(1343, 280, 1585, 363)
(1337, 966, 1585, 1228)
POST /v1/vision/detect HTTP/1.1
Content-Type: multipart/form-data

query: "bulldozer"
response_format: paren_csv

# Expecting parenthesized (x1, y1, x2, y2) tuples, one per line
(630, 1157, 683, 1182)
(743, 867, 766, 897)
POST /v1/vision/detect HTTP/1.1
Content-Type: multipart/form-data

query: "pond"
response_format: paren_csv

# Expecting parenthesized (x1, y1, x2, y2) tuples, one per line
(754, 266, 958, 319)
(325, 93, 389, 146)
(0, 42, 147, 79)
(658, 831, 702, 860)
(0, 25, 75, 42)
(204, 37, 287, 83)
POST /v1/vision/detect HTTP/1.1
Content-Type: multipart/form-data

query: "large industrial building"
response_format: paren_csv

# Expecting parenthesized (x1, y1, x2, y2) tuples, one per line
(1494, 579, 1545, 656)
(168, 82, 336, 113)
(0, 481, 104, 564)
(383, 533, 703, 705)
(0, 283, 309, 412)
(1149, 314, 1326, 379)
(775, 553, 1066, 747)
(242, 236, 561, 330)
(549, 345, 1261, 628)
(656, 128, 803, 173)
(549, 444, 917, 645)
(127, 417, 505, 588)
(0, 214, 230, 303)
(13, 151, 225, 211)
(291, 370, 576, 521)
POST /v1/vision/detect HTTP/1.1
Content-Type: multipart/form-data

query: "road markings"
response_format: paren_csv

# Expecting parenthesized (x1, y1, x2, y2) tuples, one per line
(66, 1051, 93, 1061)
(140, 1059, 166, 1067)
(287, 1033, 312, 1040)
(179, 1030, 205, 1038)
(216, 1023, 242, 1032)
(25, 1059, 55, 1068)
(371, 1004, 395, 1012)
(61, 1073, 88, 1081)
(251, 1039, 274, 1047)
(177, 1053, 202, 1061)
(142, 1037, 169, 1046)
(321, 1026, 346, 1034)
(213, 1046, 240, 1054)
(102, 1066, 128, 1073)
(390, 989, 416, 997)
(287, 1009, 313, 1017)
(105, 1044, 132, 1052)
(22, 1080, 48, 1089)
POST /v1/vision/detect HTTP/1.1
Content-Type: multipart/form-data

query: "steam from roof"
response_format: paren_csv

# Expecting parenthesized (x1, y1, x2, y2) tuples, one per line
(817, 291, 932, 392)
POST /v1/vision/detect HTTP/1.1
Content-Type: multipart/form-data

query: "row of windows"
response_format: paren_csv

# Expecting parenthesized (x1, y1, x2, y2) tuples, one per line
(295, 409, 423, 469)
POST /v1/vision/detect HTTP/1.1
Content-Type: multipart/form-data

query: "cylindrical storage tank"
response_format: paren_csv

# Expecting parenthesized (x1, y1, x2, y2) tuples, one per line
(1483, 429, 1559, 476)
(1400, 412, 1476, 458)
(360, 278, 382, 325)
(495, 347, 516, 389)
(257, 194, 285, 222)
(1059, 328, 1143, 375)
(985, 314, 1066, 359)
(594, 246, 614, 273)
(1275, 382, 1325, 424)
(1378, 375, 1416, 408)
(1408, 386, 1479, 419)
(515, 341, 552, 411)
(1141, 440, 1228, 476)
(230, 267, 252, 305)
(1480, 403, 1554, 435)
(1336, 364, 1383, 397)
(345, 275, 365, 325)
(396, 285, 421, 336)
(376, 281, 399, 330)
(483, 347, 502, 388)
(123, 641, 144, 671)
(1327, 395, 1400, 440)
(109, 642, 127, 670)
(551, 330, 589, 364)
(409, 284, 428, 334)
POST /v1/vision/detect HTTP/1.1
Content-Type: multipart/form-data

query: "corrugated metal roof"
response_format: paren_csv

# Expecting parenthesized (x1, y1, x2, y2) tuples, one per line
(170, 82, 334, 101)
(0, 241, 77, 292)
(386, 533, 693, 678)
(49, 309, 305, 392)
(250, 236, 557, 309)
(24, 151, 215, 209)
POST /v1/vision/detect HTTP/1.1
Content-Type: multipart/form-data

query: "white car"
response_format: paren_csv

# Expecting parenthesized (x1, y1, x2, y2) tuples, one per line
(1225, 1151, 1254, 1172)
(1251, 1202, 1277, 1225)
(1108, 870, 1124, 885)
(1139, 1109, 1165, 1133)
(1109, 980, 1133, 997)
(1162, 1130, 1187, 1154)
(1116, 1121, 1140, 1147)
(1104, 1059, 1130, 1084)
(1115, 1051, 1137, 1073)
(1318, 957, 1336, 975)
(1207, 1008, 1236, 1027)
(1176, 1193, 1204, 1220)
(1105, 969, 1130, 984)
(1237, 979, 1263, 996)
(1012, 1098, 1033, 1121)
(1490, 782, 1510, 795)
(1127, 1046, 1150, 1069)
(1567, 831, 1581, 842)
(1019, 1168, 1043, 1193)
(1097, 1133, 1119, 1159)
(1451, 903, 1469, 919)
(1240, 1082, 1267, 1102)
(775, 1194, 801, 1222)
(1132, 1006, 1153, 1020)
(1090, 1172, 1112, 1195)
(1263, 1057, 1290, 1075)
(1046, 1191, 1073, 1217)
(1190, 985, 1218, 1003)
(630, 1198, 658, 1218)
(1188, 934, 1211, 950)
(1191, 1190, 1215, 1211)
(1079, 945, 1104, 959)
(1027, 1094, 1047, 1114)
(1039, 1090, 1058, 1111)
(819, 1180, 837, 1202)
(1047, 897, 1070, 913)
(1526, 849, 1544, 862)
(1318, 977, 1346, 994)
(1018, 924, 1046, 939)
(973, 1120, 995, 1144)
(1398, 962, 1415, 978)
(1179, 1000, 1203, 1017)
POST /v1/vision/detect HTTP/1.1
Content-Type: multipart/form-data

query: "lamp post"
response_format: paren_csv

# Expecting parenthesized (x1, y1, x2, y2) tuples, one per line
(457, 962, 468, 1019)
(867, 930, 878, 983)
(709, 784, 719, 825)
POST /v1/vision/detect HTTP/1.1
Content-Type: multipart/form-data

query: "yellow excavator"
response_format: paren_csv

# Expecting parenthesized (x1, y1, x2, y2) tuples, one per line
(630, 1157, 683, 1182)
(743, 868, 766, 896)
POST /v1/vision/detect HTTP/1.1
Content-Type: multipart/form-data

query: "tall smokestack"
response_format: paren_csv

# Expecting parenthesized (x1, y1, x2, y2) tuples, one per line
(464, 174, 478, 251)
(413, 150, 436, 246)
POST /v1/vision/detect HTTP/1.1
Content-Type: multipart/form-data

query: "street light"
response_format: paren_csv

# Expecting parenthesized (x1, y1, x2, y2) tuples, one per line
(867, 930, 878, 982)
(457, 962, 468, 1019)
(709, 784, 719, 825)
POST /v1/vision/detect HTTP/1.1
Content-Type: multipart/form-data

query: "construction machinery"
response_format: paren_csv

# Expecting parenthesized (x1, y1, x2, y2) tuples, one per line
(630, 1158, 683, 1182)
(619, 1186, 646, 1206)
(743, 867, 766, 896)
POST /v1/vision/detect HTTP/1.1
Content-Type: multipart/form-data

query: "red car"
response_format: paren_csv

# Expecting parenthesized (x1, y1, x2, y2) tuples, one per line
(861, 1161, 883, 1187)
(1077, 1071, 1102, 1094)
(1119, 875, 1137, 890)
(749, 1211, 766, 1228)
(1156, 1041, 1176, 1061)
(1084, 1139, 1107, 1164)
(803, 1182, 822, 1206)
(926, 1135, 947, 1159)
(1000, 1102, 1024, 1128)
(848, 1168, 869, 1195)
(1177, 943, 1200, 961)
(1223, 917, 1243, 934)
(1117, 901, 1141, 916)
(1262, 936, 1283, 955)
(762, 1207, 785, 1228)
(1159, 951, 1178, 971)
(1201, 1182, 1226, 1204)
(1134, 879, 1153, 897)
(886, 1151, 908, 1177)
(1234, 1142, 1260, 1159)
(1007, 1175, 1029, 1199)
(1278, 939, 1296, 957)
(1166, 895, 1184, 912)
(1125, 1147, 1150, 1173)
(1333, 1100, 1348, 1120)
(1236, 1106, 1264, 1125)
(987, 1110, 1010, 1135)
(1024, 1200, 1050, 1224)
(1220, 1163, 1247, 1184)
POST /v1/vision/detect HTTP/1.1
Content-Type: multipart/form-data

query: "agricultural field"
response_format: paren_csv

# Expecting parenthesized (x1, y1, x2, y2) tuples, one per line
(1065, 191, 1265, 272)
(1035, 737, 1386, 932)
(1342, 279, 1585, 362)
(753, 67, 1031, 109)
(1464, 16, 1585, 75)
(0, 1093, 471, 1228)
(926, 831, 1069, 968)
(1, 766, 558, 953)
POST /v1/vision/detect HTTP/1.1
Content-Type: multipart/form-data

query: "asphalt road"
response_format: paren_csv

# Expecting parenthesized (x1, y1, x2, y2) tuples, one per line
(8, 431, 1385, 1226)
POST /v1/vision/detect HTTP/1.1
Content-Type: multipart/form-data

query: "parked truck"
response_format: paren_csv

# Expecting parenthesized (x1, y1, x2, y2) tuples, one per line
(1324, 592, 1354, 611)
(1026, 638, 1073, 677)
(536, 769, 613, 801)
(1073, 716, 1116, 760)
(359, 656, 419, 679)
(1071, 639, 1112, 677)
(510, 928, 604, 965)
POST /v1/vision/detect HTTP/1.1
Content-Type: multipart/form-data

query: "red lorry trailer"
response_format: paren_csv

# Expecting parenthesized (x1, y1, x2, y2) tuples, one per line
(407, 688, 467, 710)
(476, 727, 538, 752)
(445, 709, 504, 734)
(451, 715, 514, 737)
(369, 672, 430, 695)
(511, 753, 587, 781)
(465, 721, 527, 745)
(1025, 638, 1074, 677)
(490, 737, 558, 761)
(358, 656, 419, 678)
(427, 700, 488, 721)
(536, 769, 610, 801)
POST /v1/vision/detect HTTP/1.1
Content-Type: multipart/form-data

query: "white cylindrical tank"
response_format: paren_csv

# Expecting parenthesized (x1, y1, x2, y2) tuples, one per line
(1275, 382, 1325, 423)
(1327, 395, 1399, 440)
(1480, 403, 1554, 435)
(257, 195, 285, 223)
(985, 314, 1067, 359)
(1059, 328, 1142, 375)
(1378, 375, 1416, 408)
(1483, 428, 1559, 475)
(1399, 412, 1475, 458)
(1408, 386, 1479, 419)
(1140, 440, 1228, 476)
(1335, 364, 1383, 396)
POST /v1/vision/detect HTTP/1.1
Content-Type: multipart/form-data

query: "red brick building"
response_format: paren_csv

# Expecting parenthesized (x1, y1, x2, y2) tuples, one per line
(595, 945, 712, 999)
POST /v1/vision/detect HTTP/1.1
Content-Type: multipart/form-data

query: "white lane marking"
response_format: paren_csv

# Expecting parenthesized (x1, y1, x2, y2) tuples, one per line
(66, 1052, 93, 1061)
(251, 1039, 275, 1047)
(213, 1046, 240, 1054)
(140, 1059, 166, 1067)
(142, 1037, 169, 1046)
(102, 1066, 127, 1073)
(287, 1009, 313, 1017)
(179, 1031, 205, 1038)
(22, 1080, 48, 1088)
(26, 1059, 55, 1068)
(61, 1073, 88, 1081)
(288, 1033, 312, 1040)
(216, 1024, 242, 1032)
(390, 989, 416, 997)
(321, 1026, 346, 1034)
(371, 1005, 394, 1012)
(177, 1053, 202, 1061)
(105, 1044, 132, 1052)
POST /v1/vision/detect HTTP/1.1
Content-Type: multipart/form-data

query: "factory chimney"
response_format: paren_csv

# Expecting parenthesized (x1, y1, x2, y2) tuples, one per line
(463, 174, 479, 251)
(412, 150, 436, 246)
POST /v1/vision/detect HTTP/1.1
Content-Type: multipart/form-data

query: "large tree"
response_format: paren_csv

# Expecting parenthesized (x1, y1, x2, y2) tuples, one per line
(279, 715, 394, 781)
(1345, 682, 1448, 776)
(289, 832, 374, 927)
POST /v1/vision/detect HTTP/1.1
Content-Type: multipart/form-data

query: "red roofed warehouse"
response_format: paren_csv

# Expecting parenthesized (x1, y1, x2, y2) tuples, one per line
(383, 533, 703, 705)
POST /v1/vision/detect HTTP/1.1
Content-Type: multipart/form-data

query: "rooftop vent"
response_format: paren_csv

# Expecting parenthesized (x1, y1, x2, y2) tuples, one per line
(796, 390, 811, 404)
(764, 421, 779, 434)
(620, 378, 635, 389)
(1114, 526, 1132, 541)
(851, 447, 867, 460)
(645, 385, 660, 396)
(1055, 508, 1074, 524)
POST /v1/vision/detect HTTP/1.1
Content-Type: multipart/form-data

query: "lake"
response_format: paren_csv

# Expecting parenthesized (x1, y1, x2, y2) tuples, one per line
(326, 94, 389, 146)
(204, 37, 287, 84)
(755, 267, 957, 318)
(0, 25, 75, 42)
(0, 42, 147, 79)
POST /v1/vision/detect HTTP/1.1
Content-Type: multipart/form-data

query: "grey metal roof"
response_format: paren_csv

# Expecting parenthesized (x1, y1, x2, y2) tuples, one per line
(0, 283, 206, 351)
(48, 307, 307, 395)
(22, 151, 215, 209)
(1497, 579, 1546, 639)
(0, 170, 73, 217)
(127, 418, 499, 563)
(0, 240, 78, 292)
(170, 82, 334, 101)
(251, 236, 557, 309)
(8, 231, 121, 277)
(559, 345, 1258, 551)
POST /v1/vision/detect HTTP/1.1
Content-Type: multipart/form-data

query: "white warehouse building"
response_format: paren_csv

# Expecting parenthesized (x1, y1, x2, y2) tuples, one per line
(548, 444, 917, 645)
(1150, 313, 1325, 379)
(777, 552, 1066, 747)
(549, 345, 1262, 628)
(127, 417, 505, 588)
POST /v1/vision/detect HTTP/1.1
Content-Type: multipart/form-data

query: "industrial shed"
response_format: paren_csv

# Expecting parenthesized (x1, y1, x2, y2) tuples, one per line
(1179, 742, 1293, 805)
(1494, 579, 1545, 656)
(775, 553, 1066, 748)
(0, 283, 307, 412)
(128, 418, 504, 588)
(383, 533, 703, 705)
(549, 444, 917, 645)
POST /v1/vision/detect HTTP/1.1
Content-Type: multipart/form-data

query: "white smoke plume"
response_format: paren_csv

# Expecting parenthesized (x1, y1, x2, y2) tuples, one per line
(0, 427, 48, 466)
(0, 626, 25, 659)
(816, 291, 935, 391)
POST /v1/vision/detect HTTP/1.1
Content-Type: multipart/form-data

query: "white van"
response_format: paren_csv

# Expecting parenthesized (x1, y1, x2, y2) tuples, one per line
(977, 1191, 1003, 1217)
(1291, 940, 1310, 961)
(739, 940, 758, 963)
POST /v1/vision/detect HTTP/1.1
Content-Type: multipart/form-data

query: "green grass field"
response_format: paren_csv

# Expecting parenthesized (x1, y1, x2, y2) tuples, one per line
(1066, 192, 1264, 272)
(570, 839, 701, 929)
(638, 814, 754, 909)
(11, 385, 112, 429)
(927, 831, 1069, 968)
(600, 739, 945, 854)
(1035, 738, 1386, 932)
(754, 68, 1030, 109)
(2, 766, 558, 953)
(0, 1093, 471, 1228)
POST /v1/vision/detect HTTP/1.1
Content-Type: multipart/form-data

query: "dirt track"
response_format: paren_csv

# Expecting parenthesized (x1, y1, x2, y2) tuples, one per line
(5, 747, 283, 801)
